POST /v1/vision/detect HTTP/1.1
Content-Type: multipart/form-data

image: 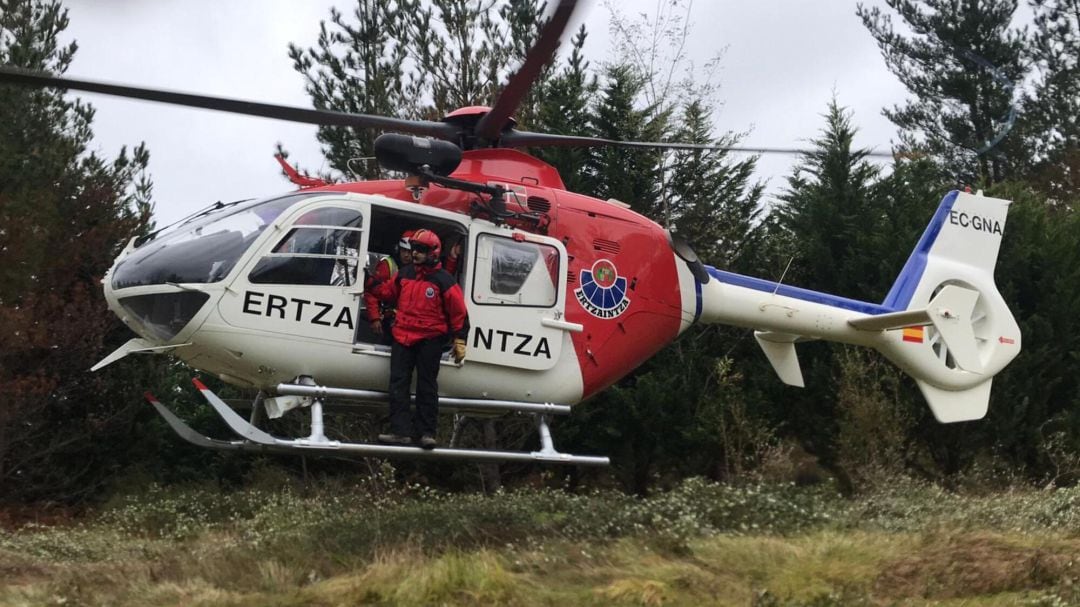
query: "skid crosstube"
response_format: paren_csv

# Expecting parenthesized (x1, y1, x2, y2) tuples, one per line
(146, 380, 610, 467)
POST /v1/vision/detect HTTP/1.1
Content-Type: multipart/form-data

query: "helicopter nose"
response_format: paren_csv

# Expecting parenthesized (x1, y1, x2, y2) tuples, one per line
(114, 291, 210, 343)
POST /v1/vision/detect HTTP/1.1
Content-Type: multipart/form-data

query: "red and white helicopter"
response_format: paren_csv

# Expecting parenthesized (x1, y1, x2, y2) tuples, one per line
(0, 0, 1021, 467)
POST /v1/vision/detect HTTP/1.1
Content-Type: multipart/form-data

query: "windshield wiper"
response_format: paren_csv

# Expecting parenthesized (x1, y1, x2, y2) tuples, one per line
(135, 198, 252, 247)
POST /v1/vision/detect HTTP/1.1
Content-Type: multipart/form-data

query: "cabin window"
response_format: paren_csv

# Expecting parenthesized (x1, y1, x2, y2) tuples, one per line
(111, 192, 319, 289)
(248, 207, 364, 286)
(472, 234, 559, 307)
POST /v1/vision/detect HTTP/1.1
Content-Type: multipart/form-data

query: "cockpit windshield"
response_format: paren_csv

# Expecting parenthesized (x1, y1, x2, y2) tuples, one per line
(111, 192, 321, 289)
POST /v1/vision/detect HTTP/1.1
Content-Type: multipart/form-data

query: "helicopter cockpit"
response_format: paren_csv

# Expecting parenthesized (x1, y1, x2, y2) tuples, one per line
(107, 192, 321, 342)
(104, 189, 483, 355)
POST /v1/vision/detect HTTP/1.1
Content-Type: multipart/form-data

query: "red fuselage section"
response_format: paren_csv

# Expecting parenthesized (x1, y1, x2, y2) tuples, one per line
(313, 149, 685, 398)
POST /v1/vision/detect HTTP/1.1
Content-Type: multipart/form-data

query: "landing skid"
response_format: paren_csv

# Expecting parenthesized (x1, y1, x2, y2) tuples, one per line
(145, 380, 609, 466)
(144, 392, 299, 456)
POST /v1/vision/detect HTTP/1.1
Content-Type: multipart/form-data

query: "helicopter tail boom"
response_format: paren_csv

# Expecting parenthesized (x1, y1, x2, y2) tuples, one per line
(695, 190, 1020, 423)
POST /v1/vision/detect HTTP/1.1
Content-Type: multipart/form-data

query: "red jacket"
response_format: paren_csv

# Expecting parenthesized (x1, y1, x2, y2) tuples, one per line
(369, 262, 469, 346)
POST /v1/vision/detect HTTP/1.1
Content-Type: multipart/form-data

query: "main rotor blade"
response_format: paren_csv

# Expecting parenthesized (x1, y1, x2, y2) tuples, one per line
(499, 130, 897, 158)
(0, 66, 460, 140)
(473, 0, 580, 141)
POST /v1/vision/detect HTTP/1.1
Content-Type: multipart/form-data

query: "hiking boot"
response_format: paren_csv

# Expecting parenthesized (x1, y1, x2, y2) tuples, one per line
(378, 433, 412, 446)
(419, 435, 437, 450)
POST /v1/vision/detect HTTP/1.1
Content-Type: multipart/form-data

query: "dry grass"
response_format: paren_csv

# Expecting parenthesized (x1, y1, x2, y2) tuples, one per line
(5, 481, 1080, 605)
(874, 532, 1078, 600)
(2, 530, 1079, 606)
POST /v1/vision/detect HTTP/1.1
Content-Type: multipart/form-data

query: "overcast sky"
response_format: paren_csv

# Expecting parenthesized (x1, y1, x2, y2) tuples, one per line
(60, 0, 913, 227)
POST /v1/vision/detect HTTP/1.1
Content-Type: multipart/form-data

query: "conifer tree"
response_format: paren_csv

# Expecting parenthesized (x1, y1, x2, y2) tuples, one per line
(494, 0, 549, 129)
(584, 64, 666, 215)
(666, 99, 763, 267)
(288, 1, 408, 179)
(0, 0, 156, 501)
(1026, 0, 1080, 196)
(858, 0, 1028, 185)
(290, 0, 549, 179)
(558, 3, 782, 494)
(393, 0, 545, 119)
(775, 99, 884, 297)
(768, 100, 900, 484)
(531, 25, 596, 194)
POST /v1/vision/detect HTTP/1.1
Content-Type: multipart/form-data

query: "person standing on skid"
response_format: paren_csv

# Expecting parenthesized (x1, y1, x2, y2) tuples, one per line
(371, 229, 468, 449)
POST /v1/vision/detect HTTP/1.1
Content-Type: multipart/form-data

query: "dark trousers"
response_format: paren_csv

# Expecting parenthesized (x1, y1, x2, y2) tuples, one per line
(379, 314, 395, 346)
(388, 337, 445, 437)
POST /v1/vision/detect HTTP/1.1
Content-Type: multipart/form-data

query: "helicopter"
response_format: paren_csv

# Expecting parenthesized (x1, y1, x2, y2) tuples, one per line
(0, 0, 1021, 467)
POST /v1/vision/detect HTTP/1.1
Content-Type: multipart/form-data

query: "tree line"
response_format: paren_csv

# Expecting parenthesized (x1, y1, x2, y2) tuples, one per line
(1, 0, 1077, 502)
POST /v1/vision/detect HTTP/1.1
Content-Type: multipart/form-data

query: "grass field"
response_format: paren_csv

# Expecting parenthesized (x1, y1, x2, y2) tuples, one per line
(3, 476, 1080, 606)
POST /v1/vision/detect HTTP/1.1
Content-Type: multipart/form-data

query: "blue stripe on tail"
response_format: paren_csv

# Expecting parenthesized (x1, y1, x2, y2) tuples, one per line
(880, 190, 959, 310)
(703, 191, 960, 317)
(705, 267, 898, 315)
(694, 279, 703, 322)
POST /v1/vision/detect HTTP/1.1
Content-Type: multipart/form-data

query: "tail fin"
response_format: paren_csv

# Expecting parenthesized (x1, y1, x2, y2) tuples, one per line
(871, 190, 1021, 423)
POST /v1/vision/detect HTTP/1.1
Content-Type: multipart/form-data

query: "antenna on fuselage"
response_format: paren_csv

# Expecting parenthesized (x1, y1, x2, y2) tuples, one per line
(772, 256, 796, 296)
(346, 156, 377, 178)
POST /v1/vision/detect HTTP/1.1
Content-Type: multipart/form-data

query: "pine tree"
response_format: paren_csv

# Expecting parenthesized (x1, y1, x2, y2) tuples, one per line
(288, 1, 409, 179)
(290, 0, 549, 178)
(981, 182, 1080, 480)
(858, 0, 1028, 185)
(394, 0, 544, 118)
(495, 0, 549, 130)
(597, 0, 725, 225)
(767, 100, 903, 485)
(0, 0, 156, 502)
(531, 25, 597, 193)
(774, 99, 885, 297)
(666, 99, 763, 267)
(557, 3, 788, 494)
(1026, 0, 1080, 197)
(561, 96, 769, 495)
(584, 64, 666, 215)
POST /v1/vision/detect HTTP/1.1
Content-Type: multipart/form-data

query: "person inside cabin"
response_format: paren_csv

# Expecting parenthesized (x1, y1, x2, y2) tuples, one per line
(442, 237, 464, 279)
(364, 230, 414, 342)
(370, 229, 468, 449)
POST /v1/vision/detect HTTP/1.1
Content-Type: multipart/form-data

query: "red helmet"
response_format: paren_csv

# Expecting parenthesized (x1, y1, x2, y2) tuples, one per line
(408, 229, 442, 261)
(398, 230, 415, 250)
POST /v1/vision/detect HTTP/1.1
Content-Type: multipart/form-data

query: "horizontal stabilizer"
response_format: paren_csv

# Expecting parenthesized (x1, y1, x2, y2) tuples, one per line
(754, 331, 805, 387)
(916, 378, 992, 423)
(848, 309, 931, 332)
(850, 285, 983, 374)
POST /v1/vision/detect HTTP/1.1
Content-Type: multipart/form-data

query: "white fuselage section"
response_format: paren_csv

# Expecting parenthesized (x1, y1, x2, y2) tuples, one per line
(102, 193, 588, 405)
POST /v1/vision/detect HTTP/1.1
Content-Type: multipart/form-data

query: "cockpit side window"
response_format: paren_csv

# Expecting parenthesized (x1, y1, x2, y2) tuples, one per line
(248, 206, 364, 286)
(111, 193, 313, 289)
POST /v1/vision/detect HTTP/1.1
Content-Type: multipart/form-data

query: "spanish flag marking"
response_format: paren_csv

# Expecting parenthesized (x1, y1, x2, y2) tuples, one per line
(902, 326, 924, 343)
